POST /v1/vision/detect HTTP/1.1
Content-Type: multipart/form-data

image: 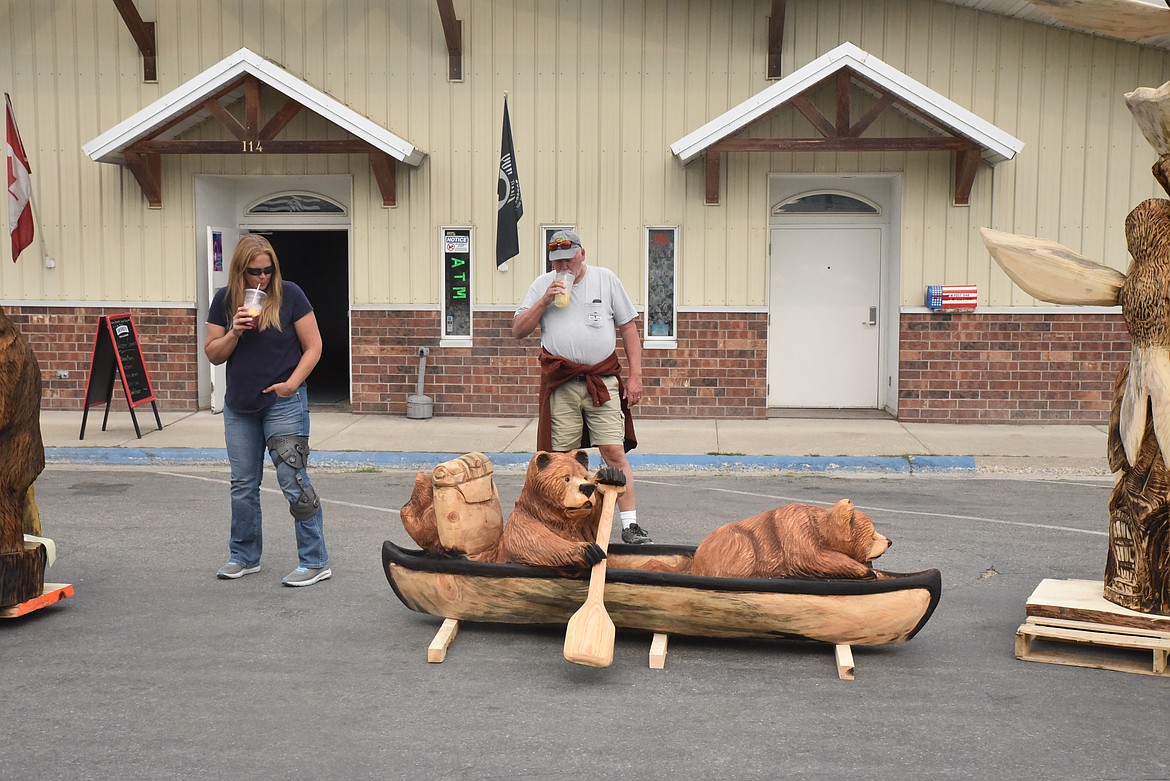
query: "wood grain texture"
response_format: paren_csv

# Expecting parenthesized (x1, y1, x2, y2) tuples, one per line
(1016, 585, 1170, 677)
(649, 633, 668, 669)
(0, 543, 47, 608)
(427, 618, 460, 663)
(1029, 0, 1170, 44)
(982, 196, 1170, 615)
(383, 542, 941, 646)
(1029, 578, 1170, 631)
(563, 483, 621, 667)
(978, 227, 1124, 306)
(1107, 352, 1170, 614)
(0, 310, 45, 607)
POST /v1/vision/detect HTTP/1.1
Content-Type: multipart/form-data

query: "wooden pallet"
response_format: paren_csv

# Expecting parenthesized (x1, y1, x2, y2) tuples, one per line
(1015, 579, 1170, 677)
(0, 583, 74, 619)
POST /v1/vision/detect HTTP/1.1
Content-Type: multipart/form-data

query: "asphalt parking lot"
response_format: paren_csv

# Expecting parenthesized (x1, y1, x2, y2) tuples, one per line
(3, 465, 1166, 780)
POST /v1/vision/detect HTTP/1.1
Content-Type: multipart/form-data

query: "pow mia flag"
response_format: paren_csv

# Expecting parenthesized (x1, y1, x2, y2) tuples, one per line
(496, 98, 523, 270)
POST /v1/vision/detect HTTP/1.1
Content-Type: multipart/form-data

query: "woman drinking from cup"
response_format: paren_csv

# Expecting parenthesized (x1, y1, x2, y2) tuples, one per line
(204, 234, 331, 587)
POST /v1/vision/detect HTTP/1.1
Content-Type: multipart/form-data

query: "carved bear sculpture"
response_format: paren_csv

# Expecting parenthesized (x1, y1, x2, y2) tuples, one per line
(495, 451, 624, 570)
(0, 308, 47, 606)
(400, 450, 625, 572)
(689, 499, 890, 580)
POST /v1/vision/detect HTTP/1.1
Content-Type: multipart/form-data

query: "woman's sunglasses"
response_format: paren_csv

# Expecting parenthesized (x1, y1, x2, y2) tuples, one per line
(245, 265, 275, 277)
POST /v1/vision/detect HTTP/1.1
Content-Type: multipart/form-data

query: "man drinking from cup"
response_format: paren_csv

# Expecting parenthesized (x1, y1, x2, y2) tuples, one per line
(512, 229, 651, 545)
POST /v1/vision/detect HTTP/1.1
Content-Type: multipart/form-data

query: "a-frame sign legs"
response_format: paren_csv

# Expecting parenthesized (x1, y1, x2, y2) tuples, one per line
(78, 314, 162, 440)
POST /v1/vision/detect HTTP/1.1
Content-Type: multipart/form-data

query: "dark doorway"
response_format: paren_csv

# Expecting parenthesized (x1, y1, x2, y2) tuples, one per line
(258, 230, 349, 408)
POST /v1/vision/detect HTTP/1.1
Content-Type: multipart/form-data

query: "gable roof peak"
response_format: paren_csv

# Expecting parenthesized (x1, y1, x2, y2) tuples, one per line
(670, 41, 1023, 167)
(83, 46, 425, 167)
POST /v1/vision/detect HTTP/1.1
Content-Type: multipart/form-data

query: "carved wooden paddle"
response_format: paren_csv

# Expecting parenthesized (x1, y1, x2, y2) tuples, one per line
(563, 481, 623, 667)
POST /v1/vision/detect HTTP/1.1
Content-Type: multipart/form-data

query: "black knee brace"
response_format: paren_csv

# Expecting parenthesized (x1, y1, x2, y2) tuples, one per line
(267, 434, 320, 519)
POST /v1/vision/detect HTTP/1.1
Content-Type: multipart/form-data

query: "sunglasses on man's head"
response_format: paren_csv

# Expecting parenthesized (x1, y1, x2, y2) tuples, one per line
(246, 266, 275, 277)
(548, 239, 576, 251)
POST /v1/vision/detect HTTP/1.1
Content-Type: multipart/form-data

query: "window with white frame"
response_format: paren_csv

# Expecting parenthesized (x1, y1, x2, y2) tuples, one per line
(645, 226, 677, 340)
(441, 226, 473, 339)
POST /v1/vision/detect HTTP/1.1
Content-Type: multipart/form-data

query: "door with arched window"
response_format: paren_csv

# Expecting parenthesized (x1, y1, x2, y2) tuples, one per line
(767, 175, 895, 410)
(196, 176, 352, 411)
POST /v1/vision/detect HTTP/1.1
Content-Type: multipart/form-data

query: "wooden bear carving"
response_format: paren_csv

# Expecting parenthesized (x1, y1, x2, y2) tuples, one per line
(689, 499, 890, 580)
(400, 450, 624, 571)
(495, 451, 623, 571)
(0, 308, 47, 607)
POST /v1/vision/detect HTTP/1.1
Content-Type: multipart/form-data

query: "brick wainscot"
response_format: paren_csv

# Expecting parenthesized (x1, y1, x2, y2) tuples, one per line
(6, 307, 1130, 424)
(8, 306, 199, 412)
(350, 310, 770, 418)
(898, 311, 1130, 423)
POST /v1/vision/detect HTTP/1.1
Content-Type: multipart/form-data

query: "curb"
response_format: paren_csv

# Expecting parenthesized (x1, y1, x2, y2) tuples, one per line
(44, 447, 977, 474)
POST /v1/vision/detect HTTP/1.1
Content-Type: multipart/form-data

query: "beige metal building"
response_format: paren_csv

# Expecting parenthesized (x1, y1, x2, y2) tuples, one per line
(3, 0, 1168, 422)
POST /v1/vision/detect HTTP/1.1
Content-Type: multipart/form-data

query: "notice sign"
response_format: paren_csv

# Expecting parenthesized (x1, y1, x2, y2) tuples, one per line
(79, 313, 162, 439)
(442, 227, 472, 338)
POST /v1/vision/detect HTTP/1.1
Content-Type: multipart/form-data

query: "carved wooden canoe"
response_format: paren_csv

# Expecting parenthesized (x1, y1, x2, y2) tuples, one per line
(382, 542, 942, 646)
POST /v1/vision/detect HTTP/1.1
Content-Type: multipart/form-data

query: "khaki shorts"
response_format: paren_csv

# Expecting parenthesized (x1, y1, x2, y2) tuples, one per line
(550, 375, 624, 450)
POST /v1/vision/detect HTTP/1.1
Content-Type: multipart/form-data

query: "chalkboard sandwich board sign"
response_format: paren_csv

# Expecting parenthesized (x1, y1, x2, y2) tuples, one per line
(79, 313, 163, 440)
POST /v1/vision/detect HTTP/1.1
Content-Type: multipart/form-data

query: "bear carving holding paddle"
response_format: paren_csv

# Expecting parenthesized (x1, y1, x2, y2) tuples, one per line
(400, 450, 625, 571)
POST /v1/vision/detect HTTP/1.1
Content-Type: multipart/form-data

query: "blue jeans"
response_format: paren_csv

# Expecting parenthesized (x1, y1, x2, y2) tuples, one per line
(223, 387, 328, 569)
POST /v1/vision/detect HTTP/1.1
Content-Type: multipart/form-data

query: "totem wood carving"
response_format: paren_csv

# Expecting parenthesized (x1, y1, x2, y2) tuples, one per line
(0, 308, 46, 607)
(980, 81, 1170, 615)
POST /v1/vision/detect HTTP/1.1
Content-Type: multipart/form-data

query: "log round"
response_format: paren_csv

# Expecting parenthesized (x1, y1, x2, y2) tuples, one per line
(0, 309, 46, 607)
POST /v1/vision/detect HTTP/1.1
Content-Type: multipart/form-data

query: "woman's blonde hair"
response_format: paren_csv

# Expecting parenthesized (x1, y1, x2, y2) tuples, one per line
(228, 234, 284, 331)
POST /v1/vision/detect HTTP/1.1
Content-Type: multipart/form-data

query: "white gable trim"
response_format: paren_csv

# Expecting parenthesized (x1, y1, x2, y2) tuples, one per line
(83, 48, 425, 166)
(670, 42, 1024, 166)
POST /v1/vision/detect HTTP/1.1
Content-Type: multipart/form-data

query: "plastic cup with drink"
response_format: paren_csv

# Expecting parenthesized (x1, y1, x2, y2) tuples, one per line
(243, 286, 267, 321)
(554, 271, 573, 308)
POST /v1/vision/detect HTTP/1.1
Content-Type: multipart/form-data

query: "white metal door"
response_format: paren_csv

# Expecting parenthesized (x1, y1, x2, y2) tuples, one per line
(768, 226, 881, 407)
(207, 227, 239, 413)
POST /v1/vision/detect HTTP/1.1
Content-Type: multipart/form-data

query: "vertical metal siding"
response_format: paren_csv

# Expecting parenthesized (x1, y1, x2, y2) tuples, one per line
(2, 0, 1170, 310)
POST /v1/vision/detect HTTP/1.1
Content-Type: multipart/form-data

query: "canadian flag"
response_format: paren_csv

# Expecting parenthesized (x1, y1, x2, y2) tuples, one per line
(6, 93, 34, 262)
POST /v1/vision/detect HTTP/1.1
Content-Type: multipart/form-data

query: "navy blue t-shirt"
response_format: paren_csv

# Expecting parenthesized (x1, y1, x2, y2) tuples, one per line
(208, 281, 314, 413)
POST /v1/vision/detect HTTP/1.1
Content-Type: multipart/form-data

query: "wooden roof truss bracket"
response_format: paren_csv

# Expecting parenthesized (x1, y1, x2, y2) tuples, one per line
(112, 0, 157, 82)
(122, 149, 161, 207)
(767, 0, 785, 80)
(704, 69, 984, 206)
(436, 0, 463, 82)
(121, 75, 399, 207)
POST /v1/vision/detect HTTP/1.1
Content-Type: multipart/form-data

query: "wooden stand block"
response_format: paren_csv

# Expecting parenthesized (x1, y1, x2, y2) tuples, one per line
(0, 582, 73, 618)
(1016, 579, 1170, 677)
(427, 618, 460, 663)
(834, 644, 855, 680)
(649, 633, 668, 669)
(0, 542, 47, 607)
